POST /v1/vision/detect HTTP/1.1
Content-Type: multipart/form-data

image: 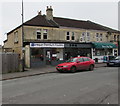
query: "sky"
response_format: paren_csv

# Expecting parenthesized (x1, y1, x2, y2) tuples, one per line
(0, 0, 119, 45)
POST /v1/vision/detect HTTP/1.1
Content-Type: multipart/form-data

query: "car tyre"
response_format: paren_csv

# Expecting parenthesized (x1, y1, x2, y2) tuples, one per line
(57, 70, 63, 73)
(71, 66, 76, 73)
(89, 65, 94, 71)
(107, 63, 110, 67)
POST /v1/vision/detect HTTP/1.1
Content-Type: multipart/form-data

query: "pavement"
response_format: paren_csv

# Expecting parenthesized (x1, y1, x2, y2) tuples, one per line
(2, 63, 107, 81)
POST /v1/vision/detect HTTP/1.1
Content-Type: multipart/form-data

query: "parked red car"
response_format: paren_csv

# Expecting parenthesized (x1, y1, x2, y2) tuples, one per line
(56, 57, 95, 73)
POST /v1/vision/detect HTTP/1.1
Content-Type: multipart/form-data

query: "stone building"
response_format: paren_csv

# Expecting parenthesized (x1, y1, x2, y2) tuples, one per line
(4, 6, 120, 68)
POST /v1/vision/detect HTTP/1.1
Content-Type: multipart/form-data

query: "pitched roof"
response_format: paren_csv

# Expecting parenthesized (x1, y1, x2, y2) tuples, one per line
(7, 14, 120, 35)
(24, 15, 120, 33)
(24, 15, 59, 28)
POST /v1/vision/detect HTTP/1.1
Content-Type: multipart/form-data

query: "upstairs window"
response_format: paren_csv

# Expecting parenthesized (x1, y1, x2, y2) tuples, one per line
(117, 35, 120, 41)
(71, 32, 75, 41)
(114, 35, 117, 42)
(66, 32, 70, 41)
(14, 31, 18, 43)
(36, 29, 41, 39)
(86, 32, 90, 41)
(43, 29, 48, 39)
(100, 33, 103, 41)
(96, 33, 99, 41)
(82, 32, 86, 41)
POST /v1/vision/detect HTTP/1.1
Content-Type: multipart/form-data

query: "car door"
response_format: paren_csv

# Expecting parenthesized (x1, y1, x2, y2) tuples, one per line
(83, 57, 90, 69)
(76, 58, 84, 70)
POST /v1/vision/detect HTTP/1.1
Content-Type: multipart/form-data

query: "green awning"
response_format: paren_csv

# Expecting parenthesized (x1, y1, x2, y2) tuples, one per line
(92, 42, 117, 49)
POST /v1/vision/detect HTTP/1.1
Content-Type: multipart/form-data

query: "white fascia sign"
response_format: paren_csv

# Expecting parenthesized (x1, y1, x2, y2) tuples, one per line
(30, 43, 64, 48)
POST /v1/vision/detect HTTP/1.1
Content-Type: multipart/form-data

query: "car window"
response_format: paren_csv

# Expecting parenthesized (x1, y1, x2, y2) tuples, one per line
(77, 58, 84, 62)
(83, 57, 90, 61)
(66, 58, 78, 62)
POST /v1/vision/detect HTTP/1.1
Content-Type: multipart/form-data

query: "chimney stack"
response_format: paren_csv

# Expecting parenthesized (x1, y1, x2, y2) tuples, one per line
(46, 6, 53, 20)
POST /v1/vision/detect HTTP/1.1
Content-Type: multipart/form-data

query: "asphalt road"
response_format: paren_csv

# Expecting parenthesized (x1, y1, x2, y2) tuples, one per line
(2, 67, 118, 104)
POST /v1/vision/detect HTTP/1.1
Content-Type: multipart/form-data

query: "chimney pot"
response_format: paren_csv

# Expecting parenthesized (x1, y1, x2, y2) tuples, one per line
(38, 10, 42, 15)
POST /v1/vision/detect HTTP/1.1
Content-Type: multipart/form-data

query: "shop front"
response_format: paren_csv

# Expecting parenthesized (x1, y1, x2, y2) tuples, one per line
(28, 42, 93, 68)
(92, 42, 117, 63)
(30, 43, 64, 68)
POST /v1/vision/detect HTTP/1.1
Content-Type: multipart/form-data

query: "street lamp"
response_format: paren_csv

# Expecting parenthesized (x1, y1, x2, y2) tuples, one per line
(21, 0, 24, 71)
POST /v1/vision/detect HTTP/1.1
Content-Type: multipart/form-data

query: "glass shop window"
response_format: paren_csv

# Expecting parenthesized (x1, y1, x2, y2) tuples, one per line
(31, 48, 44, 61)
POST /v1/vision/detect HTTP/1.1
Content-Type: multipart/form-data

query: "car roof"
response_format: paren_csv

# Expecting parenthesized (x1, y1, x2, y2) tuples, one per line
(73, 56, 89, 58)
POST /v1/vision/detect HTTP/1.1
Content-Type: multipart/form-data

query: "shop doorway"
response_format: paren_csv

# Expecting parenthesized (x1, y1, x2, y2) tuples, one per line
(45, 50, 52, 65)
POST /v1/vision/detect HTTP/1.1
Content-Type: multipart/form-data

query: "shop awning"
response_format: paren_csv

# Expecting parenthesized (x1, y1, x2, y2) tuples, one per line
(92, 42, 117, 49)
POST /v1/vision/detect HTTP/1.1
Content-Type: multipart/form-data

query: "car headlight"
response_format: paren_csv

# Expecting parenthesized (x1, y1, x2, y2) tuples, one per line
(63, 66, 68, 67)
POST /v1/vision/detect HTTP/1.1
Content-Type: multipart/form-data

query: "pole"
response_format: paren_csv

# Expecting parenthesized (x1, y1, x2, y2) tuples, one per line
(21, 0, 24, 71)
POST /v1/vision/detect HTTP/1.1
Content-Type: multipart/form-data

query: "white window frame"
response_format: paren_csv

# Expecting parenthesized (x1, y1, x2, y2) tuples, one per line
(66, 32, 70, 41)
(36, 29, 41, 39)
(43, 29, 48, 39)
(96, 33, 99, 42)
(100, 33, 103, 41)
(14, 31, 18, 43)
(81, 32, 86, 42)
(86, 32, 90, 42)
(71, 32, 75, 41)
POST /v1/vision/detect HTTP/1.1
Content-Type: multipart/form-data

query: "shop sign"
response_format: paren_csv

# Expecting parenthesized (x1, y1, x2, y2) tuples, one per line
(102, 45, 113, 48)
(30, 43, 64, 48)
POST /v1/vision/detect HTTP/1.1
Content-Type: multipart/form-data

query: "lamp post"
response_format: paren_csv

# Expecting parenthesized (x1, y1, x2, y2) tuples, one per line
(21, 0, 24, 71)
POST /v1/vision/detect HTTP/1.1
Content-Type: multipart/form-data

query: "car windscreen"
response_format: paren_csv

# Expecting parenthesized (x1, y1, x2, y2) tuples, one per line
(66, 58, 78, 62)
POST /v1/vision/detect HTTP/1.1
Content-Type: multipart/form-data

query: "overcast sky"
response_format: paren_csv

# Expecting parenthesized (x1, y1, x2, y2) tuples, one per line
(0, 0, 119, 45)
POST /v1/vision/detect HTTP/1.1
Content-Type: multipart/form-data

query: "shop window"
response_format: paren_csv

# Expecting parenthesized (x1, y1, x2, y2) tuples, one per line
(14, 31, 18, 43)
(71, 32, 75, 41)
(43, 29, 48, 39)
(31, 48, 44, 61)
(36, 29, 41, 39)
(66, 32, 70, 41)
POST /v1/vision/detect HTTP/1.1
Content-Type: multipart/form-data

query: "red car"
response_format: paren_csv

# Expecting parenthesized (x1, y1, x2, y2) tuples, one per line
(56, 57, 95, 73)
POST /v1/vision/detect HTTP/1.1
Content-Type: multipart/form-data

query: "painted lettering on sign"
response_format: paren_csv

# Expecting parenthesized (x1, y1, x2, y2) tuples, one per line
(30, 43, 64, 48)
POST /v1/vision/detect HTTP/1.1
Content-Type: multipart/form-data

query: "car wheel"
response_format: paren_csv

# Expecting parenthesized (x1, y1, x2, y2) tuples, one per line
(70, 66, 76, 73)
(57, 70, 63, 73)
(89, 65, 94, 71)
(107, 63, 110, 67)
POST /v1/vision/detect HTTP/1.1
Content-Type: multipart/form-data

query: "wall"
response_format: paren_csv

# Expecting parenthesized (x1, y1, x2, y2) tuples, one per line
(1, 53, 19, 74)
(4, 27, 22, 58)
(24, 26, 109, 43)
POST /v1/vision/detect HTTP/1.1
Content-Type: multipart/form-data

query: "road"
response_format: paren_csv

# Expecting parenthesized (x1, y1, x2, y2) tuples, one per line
(2, 67, 118, 104)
